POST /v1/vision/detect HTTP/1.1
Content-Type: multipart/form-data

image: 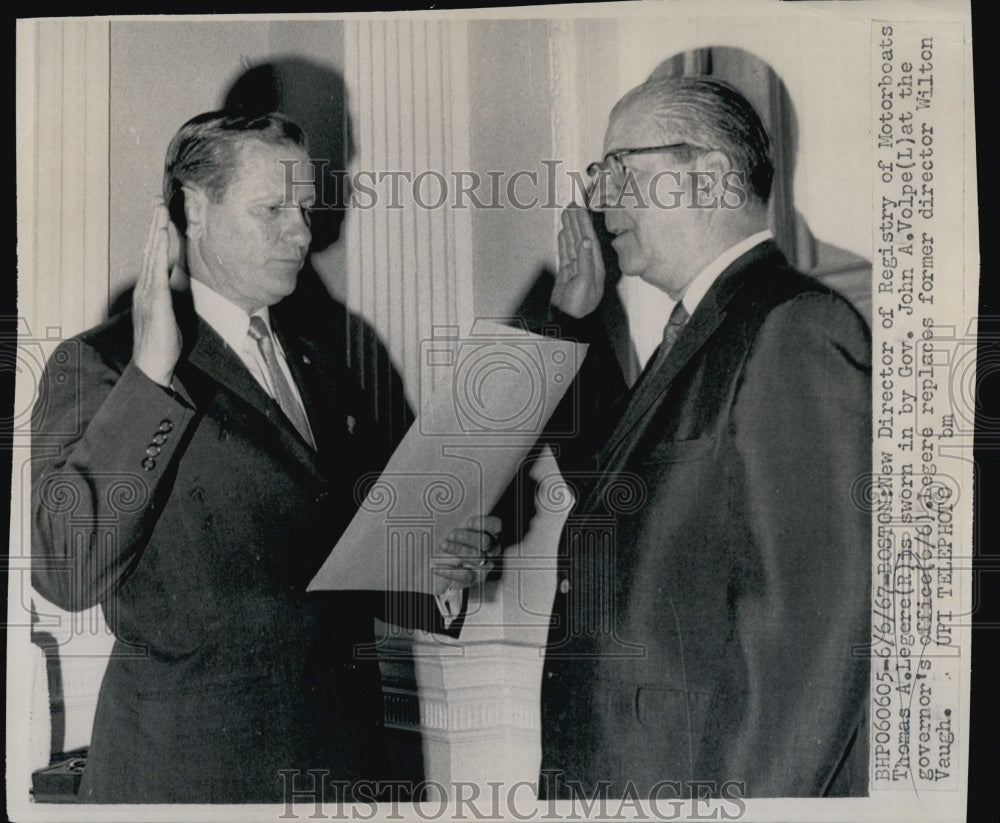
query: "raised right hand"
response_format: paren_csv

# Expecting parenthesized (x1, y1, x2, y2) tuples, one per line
(551, 203, 606, 319)
(132, 201, 183, 387)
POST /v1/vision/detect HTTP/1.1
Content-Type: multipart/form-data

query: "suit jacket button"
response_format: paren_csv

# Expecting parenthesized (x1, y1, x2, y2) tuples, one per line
(141, 457, 156, 471)
(559, 578, 571, 594)
(158, 419, 174, 433)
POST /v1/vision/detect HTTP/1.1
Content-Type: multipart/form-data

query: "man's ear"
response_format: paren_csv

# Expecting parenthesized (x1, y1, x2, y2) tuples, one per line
(181, 185, 209, 241)
(697, 150, 734, 193)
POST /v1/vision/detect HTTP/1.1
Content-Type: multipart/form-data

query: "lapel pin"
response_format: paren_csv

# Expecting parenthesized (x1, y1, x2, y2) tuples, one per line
(346, 415, 356, 435)
(302, 354, 311, 365)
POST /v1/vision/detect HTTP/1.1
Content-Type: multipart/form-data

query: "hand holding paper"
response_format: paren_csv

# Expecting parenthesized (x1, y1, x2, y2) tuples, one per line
(432, 515, 503, 587)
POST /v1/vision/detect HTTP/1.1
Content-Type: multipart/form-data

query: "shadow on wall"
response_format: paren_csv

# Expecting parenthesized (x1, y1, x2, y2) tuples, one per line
(650, 46, 872, 321)
(224, 57, 354, 254)
(512, 45, 872, 374)
(223, 58, 415, 448)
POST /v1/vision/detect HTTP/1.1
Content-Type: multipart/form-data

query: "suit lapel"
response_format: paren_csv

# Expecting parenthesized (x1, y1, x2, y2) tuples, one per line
(594, 241, 785, 473)
(183, 317, 269, 413)
(175, 306, 325, 476)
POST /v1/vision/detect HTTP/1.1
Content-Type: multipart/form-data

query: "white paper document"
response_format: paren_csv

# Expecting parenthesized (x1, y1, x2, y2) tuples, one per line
(308, 320, 587, 596)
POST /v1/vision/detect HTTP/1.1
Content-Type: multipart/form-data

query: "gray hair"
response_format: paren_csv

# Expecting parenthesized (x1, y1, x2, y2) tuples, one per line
(614, 76, 774, 203)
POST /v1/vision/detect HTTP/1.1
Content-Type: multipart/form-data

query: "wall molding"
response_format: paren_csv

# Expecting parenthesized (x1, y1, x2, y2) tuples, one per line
(17, 20, 116, 778)
(547, 19, 582, 213)
(383, 641, 542, 733)
(343, 18, 475, 408)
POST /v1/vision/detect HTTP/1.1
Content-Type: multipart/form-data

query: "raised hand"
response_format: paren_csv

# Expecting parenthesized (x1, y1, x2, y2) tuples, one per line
(551, 203, 606, 319)
(432, 515, 503, 588)
(132, 201, 183, 387)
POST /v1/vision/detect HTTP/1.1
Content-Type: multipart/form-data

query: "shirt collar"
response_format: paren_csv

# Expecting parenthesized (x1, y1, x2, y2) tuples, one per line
(681, 229, 773, 316)
(189, 277, 272, 354)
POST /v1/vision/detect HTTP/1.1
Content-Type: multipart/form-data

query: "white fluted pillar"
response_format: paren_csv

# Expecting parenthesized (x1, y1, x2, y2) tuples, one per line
(12, 20, 115, 810)
(343, 18, 475, 403)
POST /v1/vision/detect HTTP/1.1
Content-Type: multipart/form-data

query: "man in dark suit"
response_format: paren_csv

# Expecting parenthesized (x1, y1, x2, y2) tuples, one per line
(31, 110, 499, 803)
(539, 77, 871, 799)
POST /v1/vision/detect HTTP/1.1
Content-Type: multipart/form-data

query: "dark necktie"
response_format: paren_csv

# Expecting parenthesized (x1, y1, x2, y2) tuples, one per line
(647, 300, 690, 374)
(247, 315, 316, 448)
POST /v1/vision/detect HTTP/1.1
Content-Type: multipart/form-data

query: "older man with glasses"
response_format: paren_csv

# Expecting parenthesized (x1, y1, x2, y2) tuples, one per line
(539, 76, 871, 800)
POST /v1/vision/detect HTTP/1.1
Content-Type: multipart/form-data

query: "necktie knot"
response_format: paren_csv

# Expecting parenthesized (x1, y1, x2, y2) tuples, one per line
(248, 314, 271, 342)
(639, 300, 690, 380)
(664, 300, 690, 337)
(658, 300, 690, 357)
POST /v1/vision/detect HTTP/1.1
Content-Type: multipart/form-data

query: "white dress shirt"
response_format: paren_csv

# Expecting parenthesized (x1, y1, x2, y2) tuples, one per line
(679, 229, 774, 316)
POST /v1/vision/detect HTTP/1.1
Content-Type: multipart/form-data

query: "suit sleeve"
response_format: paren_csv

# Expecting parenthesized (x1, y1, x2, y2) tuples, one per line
(722, 292, 871, 796)
(31, 340, 197, 611)
(541, 309, 629, 476)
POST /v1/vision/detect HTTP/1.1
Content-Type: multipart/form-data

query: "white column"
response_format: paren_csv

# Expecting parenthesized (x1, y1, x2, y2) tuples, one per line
(12, 19, 114, 809)
(343, 18, 475, 403)
(547, 20, 585, 223)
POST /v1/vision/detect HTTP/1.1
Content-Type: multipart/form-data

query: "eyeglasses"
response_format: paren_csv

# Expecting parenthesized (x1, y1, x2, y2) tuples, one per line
(587, 143, 701, 185)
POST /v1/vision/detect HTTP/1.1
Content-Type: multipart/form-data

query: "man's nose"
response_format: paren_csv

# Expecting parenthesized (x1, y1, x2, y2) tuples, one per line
(283, 208, 312, 249)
